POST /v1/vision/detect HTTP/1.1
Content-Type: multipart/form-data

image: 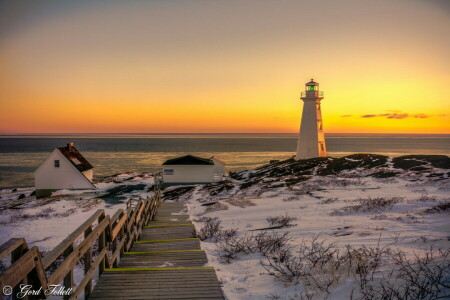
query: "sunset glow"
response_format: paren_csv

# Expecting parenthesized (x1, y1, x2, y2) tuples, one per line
(0, 0, 449, 134)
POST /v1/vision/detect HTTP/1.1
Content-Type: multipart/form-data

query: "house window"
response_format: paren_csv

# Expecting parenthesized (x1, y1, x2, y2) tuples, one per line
(164, 169, 174, 175)
(54, 160, 60, 168)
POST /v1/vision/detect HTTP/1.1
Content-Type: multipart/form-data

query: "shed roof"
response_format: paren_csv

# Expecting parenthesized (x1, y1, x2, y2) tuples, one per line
(210, 156, 226, 165)
(162, 155, 214, 166)
(57, 143, 94, 173)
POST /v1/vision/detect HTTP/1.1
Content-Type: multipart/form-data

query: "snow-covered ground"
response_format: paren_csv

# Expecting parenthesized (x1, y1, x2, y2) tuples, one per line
(179, 155, 450, 299)
(0, 154, 449, 299)
(0, 173, 155, 251)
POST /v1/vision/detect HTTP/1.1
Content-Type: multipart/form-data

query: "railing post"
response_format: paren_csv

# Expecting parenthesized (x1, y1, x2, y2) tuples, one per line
(111, 218, 118, 268)
(84, 226, 93, 298)
(11, 244, 27, 300)
(63, 244, 73, 300)
(97, 214, 106, 276)
(120, 218, 125, 261)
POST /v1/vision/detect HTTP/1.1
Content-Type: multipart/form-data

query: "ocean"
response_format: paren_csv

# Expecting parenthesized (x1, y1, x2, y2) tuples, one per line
(0, 133, 449, 188)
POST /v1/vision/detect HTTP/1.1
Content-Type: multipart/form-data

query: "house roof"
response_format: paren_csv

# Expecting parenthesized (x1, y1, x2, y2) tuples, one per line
(162, 155, 214, 166)
(57, 144, 94, 173)
(210, 156, 226, 165)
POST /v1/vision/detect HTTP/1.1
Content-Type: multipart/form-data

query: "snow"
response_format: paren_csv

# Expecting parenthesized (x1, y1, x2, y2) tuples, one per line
(183, 173, 450, 299)
(0, 157, 449, 299)
(0, 175, 155, 251)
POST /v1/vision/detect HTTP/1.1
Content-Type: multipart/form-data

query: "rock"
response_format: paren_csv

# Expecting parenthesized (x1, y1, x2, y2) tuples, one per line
(162, 186, 195, 201)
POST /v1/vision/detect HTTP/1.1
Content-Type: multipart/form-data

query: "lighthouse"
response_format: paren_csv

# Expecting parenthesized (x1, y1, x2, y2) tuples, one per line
(295, 79, 327, 160)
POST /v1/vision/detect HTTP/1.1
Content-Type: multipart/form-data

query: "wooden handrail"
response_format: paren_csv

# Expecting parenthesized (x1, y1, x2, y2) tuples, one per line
(0, 238, 28, 261)
(0, 177, 162, 300)
(42, 210, 105, 269)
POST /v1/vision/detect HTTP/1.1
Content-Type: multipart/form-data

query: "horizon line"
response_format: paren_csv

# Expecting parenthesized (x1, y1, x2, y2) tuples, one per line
(1, 132, 449, 135)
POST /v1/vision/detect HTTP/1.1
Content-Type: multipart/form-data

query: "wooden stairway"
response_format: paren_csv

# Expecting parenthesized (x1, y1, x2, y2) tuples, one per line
(89, 202, 224, 300)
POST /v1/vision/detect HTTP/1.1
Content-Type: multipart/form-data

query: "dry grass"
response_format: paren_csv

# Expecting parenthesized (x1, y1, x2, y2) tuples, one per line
(202, 202, 228, 214)
(330, 197, 404, 216)
(264, 213, 298, 229)
(226, 198, 256, 208)
(215, 231, 291, 263)
(320, 198, 338, 205)
(260, 235, 450, 300)
(424, 201, 450, 214)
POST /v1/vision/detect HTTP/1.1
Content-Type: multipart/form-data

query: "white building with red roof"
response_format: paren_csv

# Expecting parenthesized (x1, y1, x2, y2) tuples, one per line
(34, 143, 95, 198)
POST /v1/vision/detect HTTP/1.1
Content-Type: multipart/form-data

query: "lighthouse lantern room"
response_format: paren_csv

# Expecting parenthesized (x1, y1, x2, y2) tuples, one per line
(295, 79, 327, 160)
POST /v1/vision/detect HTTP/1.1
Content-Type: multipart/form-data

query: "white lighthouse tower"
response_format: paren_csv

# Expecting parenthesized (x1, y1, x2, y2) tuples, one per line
(295, 79, 327, 160)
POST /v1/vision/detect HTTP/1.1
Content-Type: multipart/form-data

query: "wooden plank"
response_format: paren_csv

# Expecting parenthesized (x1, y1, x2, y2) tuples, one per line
(63, 244, 73, 300)
(110, 208, 124, 225)
(87, 194, 225, 299)
(150, 220, 192, 223)
(98, 214, 106, 275)
(0, 247, 47, 291)
(156, 214, 190, 217)
(0, 238, 27, 261)
(107, 234, 127, 268)
(134, 238, 199, 243)
(135, 201, 146, 224)
(105, 267, 214, 271)
(144, 224, 193, 228)
(124, 249, 204, 254)
(111, 212, 127, 240)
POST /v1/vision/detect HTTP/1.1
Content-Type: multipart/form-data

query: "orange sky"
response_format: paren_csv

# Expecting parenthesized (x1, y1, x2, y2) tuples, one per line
(0, 0, 449, 134)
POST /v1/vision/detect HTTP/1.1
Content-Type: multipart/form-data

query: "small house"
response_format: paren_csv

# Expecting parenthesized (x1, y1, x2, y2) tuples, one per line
(162, 155, 226, 185)
(35, 143, 95, 198)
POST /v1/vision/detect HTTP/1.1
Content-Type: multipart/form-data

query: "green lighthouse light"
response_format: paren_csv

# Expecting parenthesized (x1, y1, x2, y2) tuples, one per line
(309, 86, 315, 90)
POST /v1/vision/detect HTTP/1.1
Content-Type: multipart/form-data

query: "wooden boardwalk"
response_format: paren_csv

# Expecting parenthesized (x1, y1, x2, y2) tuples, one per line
(90, 202, 225, 300)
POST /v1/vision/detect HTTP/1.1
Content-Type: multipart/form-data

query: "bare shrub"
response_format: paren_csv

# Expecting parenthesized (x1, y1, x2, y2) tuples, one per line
(418, 193, 437, 202)
(53, 208, 77, 218)
(204, 202, 228, 214)
(195, 217, 222, 241)
(195, 217, 238, 243)
(226, 198, 255, 208)
(218, 228, 238, 242)
(261, 236, 343, 295)
(359, 248, 450, 300)
(331, 197, 404, 215)
(255, 232, 291, 256)
(215, 231, 291, 263)
(320, 198, 338, 205)
(216, 235, 256, 263)
(41, 207, 56, 214)
(424, 201, 450, 214)
(343, 244, 391, 292)
(75, 198, 103, 212)
(258, 232, 449, 300)
(283, 195, 300, 202)
(266, 213, 297, 228)
(309, 176, 367, 188)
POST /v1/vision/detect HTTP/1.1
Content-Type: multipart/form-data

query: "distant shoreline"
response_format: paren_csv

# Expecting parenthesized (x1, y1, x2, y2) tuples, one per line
(1, 133, 450, 139)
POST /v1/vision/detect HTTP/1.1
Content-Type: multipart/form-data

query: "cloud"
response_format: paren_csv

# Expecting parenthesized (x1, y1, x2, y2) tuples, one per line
(340, 115, 352, 118)
(359, 113, 424, 120)
(387, 113, 409, 119)
(413, 114, 429, 119)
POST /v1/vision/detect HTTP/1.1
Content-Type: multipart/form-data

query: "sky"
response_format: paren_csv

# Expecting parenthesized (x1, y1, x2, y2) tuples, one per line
(0, 0, 449, 134)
